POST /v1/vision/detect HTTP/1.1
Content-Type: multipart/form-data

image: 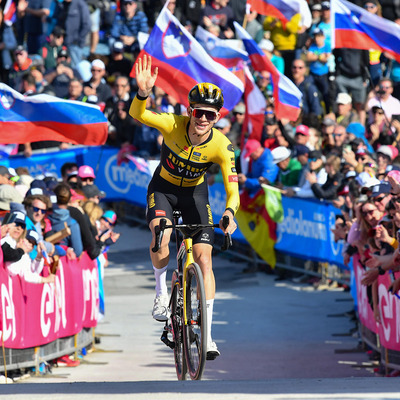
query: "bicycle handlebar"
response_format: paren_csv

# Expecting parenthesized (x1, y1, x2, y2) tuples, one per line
(151, 216, 232, 253)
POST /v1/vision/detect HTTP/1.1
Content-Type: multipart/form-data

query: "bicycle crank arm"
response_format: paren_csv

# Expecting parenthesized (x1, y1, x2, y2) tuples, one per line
(161, 325, 175, 349)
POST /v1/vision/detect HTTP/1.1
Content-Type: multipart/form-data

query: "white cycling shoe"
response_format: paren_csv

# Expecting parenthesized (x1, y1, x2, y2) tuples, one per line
(152, 294, 170, 322)
(206, 341, 220, 360)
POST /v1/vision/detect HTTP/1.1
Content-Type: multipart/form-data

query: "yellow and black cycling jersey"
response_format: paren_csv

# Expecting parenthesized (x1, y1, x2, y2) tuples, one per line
(129, 95, 239, 215)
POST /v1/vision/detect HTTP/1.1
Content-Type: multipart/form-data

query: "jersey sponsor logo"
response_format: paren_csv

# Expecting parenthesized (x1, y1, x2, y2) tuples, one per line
(148, 193, 155, 208)
(166, 158, 175, 170)
(231, 167, 236, 173)
(201, 156, 208, 161)
(201, 233, 210, 242)
(155, 210, 166, 217)
(193, 151, 201, 157)
(227, 144, 235, 152)
(192, 155, 200, 161)
(228, 175, 238, 182)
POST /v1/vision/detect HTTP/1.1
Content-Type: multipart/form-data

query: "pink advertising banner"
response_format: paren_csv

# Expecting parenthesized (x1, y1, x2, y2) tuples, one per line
(0, 253, 99, 349)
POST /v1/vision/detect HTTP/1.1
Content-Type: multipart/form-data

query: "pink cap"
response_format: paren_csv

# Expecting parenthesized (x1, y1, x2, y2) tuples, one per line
(243, 139, 261, 158)
(78, 165, 96, 179)
(70, 189, 85, 202)
(295, 124, 310, 136)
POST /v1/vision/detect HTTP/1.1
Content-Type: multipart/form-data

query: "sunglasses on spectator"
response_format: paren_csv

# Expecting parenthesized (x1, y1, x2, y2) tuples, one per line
(82, 177, 94, 182)
(374, 195, 386, 203)
(373, 110, 384, 115)
(190, 107, 218, 121)
(364, 4, 376, 8)
(292, 66, 304, 70)
(91, 68, 102, 72)
(15, 222, 26, 228)
(32, 206, 47, 214)
(309, 158, 318, 162)
(362, 208, 377, 216)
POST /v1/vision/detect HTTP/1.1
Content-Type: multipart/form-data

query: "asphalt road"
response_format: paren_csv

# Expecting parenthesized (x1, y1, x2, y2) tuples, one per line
(3, 222, 400, 399)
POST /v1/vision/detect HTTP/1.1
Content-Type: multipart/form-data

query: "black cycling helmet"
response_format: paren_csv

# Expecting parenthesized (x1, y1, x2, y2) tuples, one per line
(188, 83, 224, 110)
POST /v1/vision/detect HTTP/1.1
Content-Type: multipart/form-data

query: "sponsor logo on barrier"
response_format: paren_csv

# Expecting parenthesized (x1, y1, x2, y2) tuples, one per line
(379, 283, 400, 344)
(82, 268, 99, 322)
(1, 278, 16, 341)
(277, 208, 327, 243)
(105, 154, 151, 194)
(40, 261, 67, 337)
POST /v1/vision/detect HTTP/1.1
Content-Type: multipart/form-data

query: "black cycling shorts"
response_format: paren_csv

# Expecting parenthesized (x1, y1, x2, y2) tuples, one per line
(146, 174, 214, 246)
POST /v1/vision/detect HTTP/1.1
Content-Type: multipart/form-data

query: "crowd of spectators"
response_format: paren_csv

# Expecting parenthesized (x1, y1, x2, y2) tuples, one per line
(1, 0, 400, 375)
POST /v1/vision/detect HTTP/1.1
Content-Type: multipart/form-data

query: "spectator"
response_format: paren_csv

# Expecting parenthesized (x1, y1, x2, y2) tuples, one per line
(333, 47, 369, 122)
(39, 26, 66, 71)
(46, 183, 83, 259)
(287, 150, 328, 198)
(44, 48, 80, 98)
(83, 59, 113, 105)
(1, 211, 27, 262)
(67, 189, 105, 260)
(66, 78, 87, 102)
(272, 146, 302, 188)
(82, 184, 106, 204)
(237, 139, 278, 196)
(263, 13, 301, 79)
(335, 92, 360, 127)
(258, 39, 285, 74)
(110, 0, 149, 55)
(61, 162, 78, 182)
(21, 72, 37, 96)
(291, 58, 323, 122)
(9, 45, 33, 92)
(294, 124, 310, 146)
(23, 193, 54, 257)
(17, 0, 51, 55)
(367, 78, 400, 123)
(106, 41, 133, 80)
(0, 166, 23, 211)
(307, 154, 343, 200)
(78, 165, 96, 186)
(306, 28, 332, 113)
(376, 145, 394, 180)
(52, 0, 91, 67)
(0, 8, 17, 84)
(230, 102, 245, 145)
(202, 0, 235, 39)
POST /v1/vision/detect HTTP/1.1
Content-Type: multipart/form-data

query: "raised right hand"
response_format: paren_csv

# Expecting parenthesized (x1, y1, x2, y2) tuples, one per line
(135, 55, 158, 98)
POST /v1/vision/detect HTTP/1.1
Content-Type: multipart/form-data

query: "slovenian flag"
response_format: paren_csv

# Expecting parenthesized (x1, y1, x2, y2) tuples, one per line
(242, 65, 266, 143)
(131, 7, 244, 115)
(195, 26, 249, 69)
(246, 0, 304, 27)
(0, 84, 108, 145)
(234, 22, 302, 122)
(331, 0, 400, 63)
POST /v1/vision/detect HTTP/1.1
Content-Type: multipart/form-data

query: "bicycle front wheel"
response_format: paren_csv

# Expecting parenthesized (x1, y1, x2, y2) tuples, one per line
(183, 262, 207, 380)
(171, 270, 187, 380)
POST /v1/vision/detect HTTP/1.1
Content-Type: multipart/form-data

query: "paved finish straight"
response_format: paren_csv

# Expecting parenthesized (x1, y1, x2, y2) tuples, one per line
(3, 223, 398, 399)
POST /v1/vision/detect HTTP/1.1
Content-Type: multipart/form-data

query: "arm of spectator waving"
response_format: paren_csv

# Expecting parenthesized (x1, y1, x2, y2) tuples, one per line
(387, 174, 400, 195)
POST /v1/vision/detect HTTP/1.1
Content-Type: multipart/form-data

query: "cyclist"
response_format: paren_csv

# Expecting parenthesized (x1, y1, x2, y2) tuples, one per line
(129, 55, 239, 359)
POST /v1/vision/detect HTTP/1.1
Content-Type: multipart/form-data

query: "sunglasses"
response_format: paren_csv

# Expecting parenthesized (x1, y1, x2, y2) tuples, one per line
(292, 66, 304, 70)
(32, 206, 47, 214)
(362, 208, 377, 216)
(91, 68, 102, 72)
(374, 195, 386, 203)
(373, 110, 384, 115)
(364, 4, 376, 9)
(191, 108, 218, 121)
(82, 177, 94, 182)
(15, 222, 26, 228)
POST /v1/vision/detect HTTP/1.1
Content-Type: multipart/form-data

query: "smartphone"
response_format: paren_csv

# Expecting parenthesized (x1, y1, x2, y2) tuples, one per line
(392, 114, 400, 122)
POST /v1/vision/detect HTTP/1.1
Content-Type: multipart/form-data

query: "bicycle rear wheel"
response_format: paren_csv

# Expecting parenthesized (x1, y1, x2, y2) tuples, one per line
(183, 262, 207, 380)
(171, 270, 187, 380)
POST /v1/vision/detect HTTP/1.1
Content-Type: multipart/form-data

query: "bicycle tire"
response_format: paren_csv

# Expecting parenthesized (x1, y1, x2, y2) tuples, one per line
(171, 269, 187, 380)
(183, 262, 207, 380)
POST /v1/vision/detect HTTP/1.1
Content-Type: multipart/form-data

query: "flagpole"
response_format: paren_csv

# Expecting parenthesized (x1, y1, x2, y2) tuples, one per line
(243, 14, 248, 30)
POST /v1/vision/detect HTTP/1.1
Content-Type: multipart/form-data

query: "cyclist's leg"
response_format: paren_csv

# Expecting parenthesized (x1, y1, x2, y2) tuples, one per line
(147, 186, 175, 320)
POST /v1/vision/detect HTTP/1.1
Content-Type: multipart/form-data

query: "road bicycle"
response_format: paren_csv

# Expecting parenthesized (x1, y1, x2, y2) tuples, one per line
(152, 211, 232, 380)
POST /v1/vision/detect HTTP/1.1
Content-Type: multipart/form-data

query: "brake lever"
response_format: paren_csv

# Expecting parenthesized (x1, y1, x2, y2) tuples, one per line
(221, 215, 232, 251)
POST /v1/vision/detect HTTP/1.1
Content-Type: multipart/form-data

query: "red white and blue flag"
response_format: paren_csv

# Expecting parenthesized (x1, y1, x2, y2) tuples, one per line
(132, 7, 244, 115)
(195, 26, 249, 69)
(234, 22, 302, 122)
(0, 84, 108, 145)
(246, 0, 306, 27)
(3, 0, 17, 25)
(243, 65, 266, 143)
(331, 0, 400, 63)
